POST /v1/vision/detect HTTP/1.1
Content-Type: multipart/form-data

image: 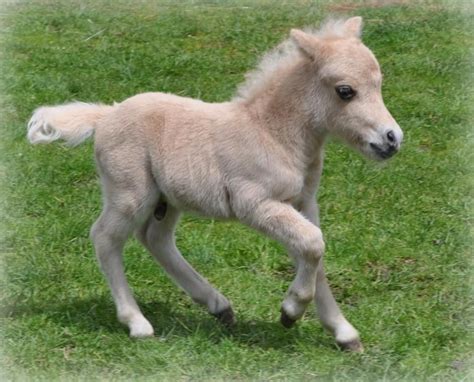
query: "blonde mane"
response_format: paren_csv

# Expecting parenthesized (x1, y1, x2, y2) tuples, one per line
(234, 19, 354, 101)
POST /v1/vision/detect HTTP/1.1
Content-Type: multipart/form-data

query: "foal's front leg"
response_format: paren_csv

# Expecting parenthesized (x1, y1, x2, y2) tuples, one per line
(239, 199, 325, 324)
(315, 261, 362, 351)
(300, 199, 362, 351)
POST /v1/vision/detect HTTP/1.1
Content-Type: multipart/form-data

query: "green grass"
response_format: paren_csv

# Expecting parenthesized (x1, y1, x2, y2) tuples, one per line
(1, 0, 472, 380)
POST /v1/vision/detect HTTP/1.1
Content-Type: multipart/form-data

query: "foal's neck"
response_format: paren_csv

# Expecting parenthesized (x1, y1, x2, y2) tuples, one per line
(240, 59, 326, 168)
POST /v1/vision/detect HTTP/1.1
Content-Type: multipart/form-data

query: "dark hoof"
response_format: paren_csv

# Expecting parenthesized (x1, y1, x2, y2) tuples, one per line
(212, 307, 236, 327)
(337, 339, 364, 353)
(280, 309, 296, 328)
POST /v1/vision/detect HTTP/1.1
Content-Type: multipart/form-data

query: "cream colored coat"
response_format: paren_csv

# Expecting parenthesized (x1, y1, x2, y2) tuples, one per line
(27, 17, 402, 352)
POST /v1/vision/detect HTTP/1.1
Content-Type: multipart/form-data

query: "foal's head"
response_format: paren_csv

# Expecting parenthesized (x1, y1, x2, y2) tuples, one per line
(291, 17, 403, 160)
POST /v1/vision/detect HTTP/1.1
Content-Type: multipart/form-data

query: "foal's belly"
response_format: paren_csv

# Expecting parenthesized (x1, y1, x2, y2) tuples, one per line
(163, 185, 233, 219)
(153, 160, 234, 219)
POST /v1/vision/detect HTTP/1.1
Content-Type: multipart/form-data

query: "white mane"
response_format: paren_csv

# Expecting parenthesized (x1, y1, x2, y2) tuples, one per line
(234, 19, 351, 101)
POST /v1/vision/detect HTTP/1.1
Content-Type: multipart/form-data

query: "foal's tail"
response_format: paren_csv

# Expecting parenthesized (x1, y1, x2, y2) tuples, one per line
(27, 102, 115, 146)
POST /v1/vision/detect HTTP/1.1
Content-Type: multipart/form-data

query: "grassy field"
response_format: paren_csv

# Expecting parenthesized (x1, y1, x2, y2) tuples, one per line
(1, 0, 472, 380)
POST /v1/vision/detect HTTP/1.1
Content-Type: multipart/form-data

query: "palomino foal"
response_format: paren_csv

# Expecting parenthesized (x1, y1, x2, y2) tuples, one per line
(27, 17, 402, 352)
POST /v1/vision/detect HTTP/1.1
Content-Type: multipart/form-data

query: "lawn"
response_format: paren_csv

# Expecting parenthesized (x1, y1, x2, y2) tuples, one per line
(0, 0, 472, 380)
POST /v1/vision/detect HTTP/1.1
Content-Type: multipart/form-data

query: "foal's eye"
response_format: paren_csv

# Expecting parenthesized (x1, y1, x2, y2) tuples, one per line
(335, 85, 356, 100)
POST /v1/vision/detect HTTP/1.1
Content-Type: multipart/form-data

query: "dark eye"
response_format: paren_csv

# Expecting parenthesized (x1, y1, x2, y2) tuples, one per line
(335, 85, 356, 100)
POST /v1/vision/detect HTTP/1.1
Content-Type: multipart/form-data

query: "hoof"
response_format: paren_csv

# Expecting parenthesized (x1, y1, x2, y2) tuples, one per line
(280, 309, 296, 328)
(337, 339, 364, 353)
(129, 319, 154, 338)
(212, 307, 236, 327)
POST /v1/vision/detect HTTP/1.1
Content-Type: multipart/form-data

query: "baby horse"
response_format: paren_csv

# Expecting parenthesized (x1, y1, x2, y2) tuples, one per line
(27, 17, 402, 352)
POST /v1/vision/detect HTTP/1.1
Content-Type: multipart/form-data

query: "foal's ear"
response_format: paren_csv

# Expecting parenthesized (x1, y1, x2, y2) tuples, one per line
(343, 16, 363, 38)
(290, 29, 321, 59)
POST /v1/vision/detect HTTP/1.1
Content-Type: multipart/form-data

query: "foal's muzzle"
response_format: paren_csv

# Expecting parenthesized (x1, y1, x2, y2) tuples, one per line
(370, 129, 401, 159)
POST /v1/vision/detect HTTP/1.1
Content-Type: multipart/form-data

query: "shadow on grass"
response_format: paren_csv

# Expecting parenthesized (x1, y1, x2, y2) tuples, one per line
(3, 296, 335, 352)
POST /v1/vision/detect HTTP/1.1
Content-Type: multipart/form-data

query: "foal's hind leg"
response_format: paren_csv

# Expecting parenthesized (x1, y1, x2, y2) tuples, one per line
(90, 144, 159, 338)
(91, 202, 156, 338)
(136, 204, 234, 325)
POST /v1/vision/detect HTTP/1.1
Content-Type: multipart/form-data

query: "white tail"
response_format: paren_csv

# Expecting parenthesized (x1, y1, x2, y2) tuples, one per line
(27, 102, 115, 146)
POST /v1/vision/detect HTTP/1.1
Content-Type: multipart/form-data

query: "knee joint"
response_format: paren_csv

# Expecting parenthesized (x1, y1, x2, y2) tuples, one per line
(301, 230, 325, 262)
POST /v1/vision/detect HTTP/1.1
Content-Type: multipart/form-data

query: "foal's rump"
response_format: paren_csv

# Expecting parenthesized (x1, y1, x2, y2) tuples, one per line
(26, 98, 158, 216)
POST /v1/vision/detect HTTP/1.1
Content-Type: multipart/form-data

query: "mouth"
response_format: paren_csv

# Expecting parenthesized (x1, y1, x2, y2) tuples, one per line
(369, 142, 398, 160)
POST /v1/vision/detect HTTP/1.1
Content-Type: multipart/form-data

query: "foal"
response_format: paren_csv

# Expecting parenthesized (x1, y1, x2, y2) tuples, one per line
(27, 17, 402, 352)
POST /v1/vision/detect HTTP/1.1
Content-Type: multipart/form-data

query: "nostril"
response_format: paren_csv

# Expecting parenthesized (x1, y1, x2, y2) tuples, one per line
(387, 130, 396, 143)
